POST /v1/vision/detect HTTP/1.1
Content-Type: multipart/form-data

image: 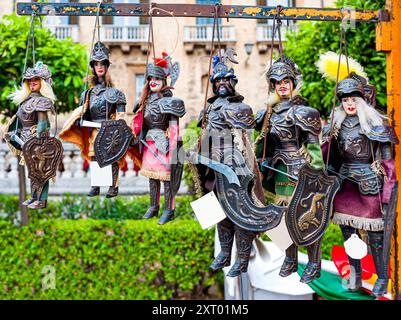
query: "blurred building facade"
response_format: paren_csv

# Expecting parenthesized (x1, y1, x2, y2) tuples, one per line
(0, 0, 335, 124)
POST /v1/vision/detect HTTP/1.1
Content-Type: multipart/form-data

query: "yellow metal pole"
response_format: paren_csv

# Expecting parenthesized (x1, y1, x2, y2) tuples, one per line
(376, 0, 401, 299)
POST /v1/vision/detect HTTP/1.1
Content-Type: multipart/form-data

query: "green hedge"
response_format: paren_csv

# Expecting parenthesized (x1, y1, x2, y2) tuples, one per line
(0, 194, 196, 223)
(0, 194, 344, 261)
(0, 219, 223, 300)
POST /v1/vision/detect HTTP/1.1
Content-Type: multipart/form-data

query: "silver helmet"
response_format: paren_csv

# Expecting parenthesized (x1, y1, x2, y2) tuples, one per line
(23, 61, 53, 85)
(90, 41, 110, 68)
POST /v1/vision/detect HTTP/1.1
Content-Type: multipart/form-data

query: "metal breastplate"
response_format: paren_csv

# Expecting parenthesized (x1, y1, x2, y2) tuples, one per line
(89, 85, 116, 122)
(205, 98, 231, 131)
(269, 103, 306, 177)
(203, 98, 235, 162)
(269, 104, 299, 150)
(143, 94, 169, 131)
(338, 116, 372, 163)
(337, 117, 382, 195)
(16, 105, 38, 128)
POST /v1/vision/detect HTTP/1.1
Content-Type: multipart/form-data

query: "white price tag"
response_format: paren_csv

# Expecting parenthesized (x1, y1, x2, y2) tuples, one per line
(265, 212, 293, 252)
(90, 161, 112, 187)
(190, 191, 227, 230)
(344, 234, 368, 260)
(81, 120, 101, 128)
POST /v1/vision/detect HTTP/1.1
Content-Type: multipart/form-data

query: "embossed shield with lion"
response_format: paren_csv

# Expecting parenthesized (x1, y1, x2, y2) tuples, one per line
(286, 163, 340, 246)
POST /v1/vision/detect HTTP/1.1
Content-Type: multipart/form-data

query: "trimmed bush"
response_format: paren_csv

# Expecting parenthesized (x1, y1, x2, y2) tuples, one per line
(0, 219, 223, 300)
(0, 194, 196, 223)
(0, 194, 344, 261)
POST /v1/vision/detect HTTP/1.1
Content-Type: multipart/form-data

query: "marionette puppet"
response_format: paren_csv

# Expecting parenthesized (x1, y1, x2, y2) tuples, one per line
(190, 49, 285, 277)
(131, 53, 185, 225)
(5, 62, 62, 210)
(318, 51, 398, 298)
(254, 55, 340, 284)
(60, 41, 130, 198)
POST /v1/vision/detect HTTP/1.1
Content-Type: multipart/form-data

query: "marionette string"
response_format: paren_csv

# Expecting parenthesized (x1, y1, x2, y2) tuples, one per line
(148, 6, 180, 58)
(80, 1, 103, 122)
(199, 3, 221, 153)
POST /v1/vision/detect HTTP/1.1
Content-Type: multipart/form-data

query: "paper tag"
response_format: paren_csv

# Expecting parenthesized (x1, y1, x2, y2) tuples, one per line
(265, 212, 293, 252)
(344, 234, 368, 260)
(190, 191, 227, 229)
(82, 120, 101, 128)
(90, 161, 112, 187)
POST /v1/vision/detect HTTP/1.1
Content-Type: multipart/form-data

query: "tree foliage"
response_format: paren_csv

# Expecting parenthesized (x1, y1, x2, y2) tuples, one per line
(284, 0, 386, 117)
(0, 13, 88, 118)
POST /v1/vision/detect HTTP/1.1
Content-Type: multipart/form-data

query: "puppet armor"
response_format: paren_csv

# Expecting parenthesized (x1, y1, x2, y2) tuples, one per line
(16, 93, 54, 143)
(329, 116, 396, 196)
(142, 91, 185, 155)
(81, 85, 126, 122)
(204, 94, 260, 276)
(257, 96, 321, 180)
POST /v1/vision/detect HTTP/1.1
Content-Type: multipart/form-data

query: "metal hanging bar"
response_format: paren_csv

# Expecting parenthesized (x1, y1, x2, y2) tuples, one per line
(17, 2, 389, 22)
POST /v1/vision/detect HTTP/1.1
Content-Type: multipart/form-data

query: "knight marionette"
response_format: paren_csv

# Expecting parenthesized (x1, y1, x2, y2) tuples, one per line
(190, 49, 285, 277)
(254, 55, 339, 283)
(318, 52, 398, 297)
(5, 61, 63, 209)
(131, 53, 185, 225)
(59, 41, 130, 198)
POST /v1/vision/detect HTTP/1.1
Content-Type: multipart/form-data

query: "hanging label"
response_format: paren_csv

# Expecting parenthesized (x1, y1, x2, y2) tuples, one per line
(90, 161, 112, 187)
(344, 234, 368, 260)
(265, 212, 293, 252)
(81, 120, 101, 128)
(190, 191, 227, 230)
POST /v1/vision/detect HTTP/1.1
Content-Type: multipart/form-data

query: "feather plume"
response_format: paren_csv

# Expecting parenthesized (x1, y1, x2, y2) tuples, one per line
(316, 51, 368, 82)
(212, 55, 220, 68)
(154, 57, 168, 68)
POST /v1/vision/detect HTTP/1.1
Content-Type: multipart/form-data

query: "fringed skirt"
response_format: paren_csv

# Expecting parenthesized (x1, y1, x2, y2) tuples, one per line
(332, 180, 384, 232)
(140, 139, 170, 181)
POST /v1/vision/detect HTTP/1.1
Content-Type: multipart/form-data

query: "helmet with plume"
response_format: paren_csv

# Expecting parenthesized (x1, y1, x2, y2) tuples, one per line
(23, 61, 53, 86)
(316, 51, 376, 106)
(210, 47, 239, 94)
(146, 52, 180, 86)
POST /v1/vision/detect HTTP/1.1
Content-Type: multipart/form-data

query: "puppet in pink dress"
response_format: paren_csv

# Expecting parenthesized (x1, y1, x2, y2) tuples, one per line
(131, 53, 185, 225)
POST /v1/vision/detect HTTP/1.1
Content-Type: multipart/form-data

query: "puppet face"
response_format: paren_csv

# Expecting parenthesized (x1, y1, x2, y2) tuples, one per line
(94, 61, 107, 77)
(275, 78, 293, 99)
(215, 77, 234, 97)
(342, 97, 358, 115)
(28, 77, 41, 92)
(149, 77, 163, 92)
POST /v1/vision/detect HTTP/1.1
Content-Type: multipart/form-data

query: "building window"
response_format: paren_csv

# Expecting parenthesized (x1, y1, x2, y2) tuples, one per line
(46, 0, 79, 25)
(106, 0, 149, 26)
(102, 0, 114, 25)
(135, 74, 145, 102)
(196, 0, 221, 25)
(257, 0, 290, 24)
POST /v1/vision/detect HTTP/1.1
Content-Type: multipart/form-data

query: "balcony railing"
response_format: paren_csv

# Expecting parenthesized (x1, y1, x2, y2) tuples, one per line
(183, 25, 236, 43)
(46, 25, 79, 42)
(256, 24, 299, 42)
(0, 143, 187, 195)
(101, 25, 149, 43)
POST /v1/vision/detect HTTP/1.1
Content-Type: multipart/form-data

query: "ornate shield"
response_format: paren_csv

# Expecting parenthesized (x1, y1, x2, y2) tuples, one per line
(287, 163, 340, 246)
(22, 132, 64, 198)
(94, 119, 134, 168)
(213, 148, 285, 232)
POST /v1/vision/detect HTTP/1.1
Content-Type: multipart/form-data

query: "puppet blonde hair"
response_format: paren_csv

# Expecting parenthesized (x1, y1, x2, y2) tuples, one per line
(9, 79, 57, 105)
